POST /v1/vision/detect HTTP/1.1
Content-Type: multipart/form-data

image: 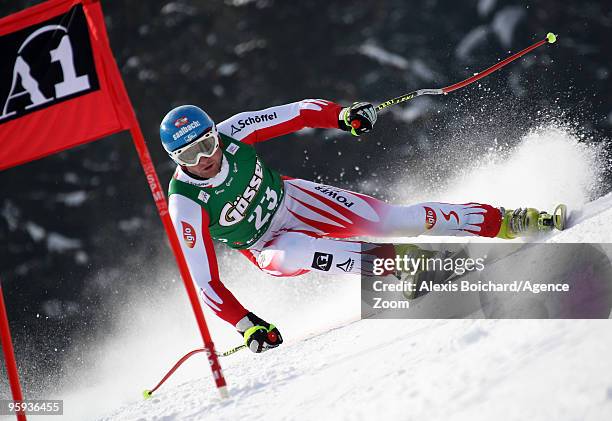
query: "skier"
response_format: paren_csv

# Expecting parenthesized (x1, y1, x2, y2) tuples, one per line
(159, 99, 563, 353)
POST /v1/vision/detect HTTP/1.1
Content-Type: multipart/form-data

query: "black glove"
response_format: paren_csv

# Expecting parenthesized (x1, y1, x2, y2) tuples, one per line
(339, 101, 377, 136)
(235, 312, 283, 353)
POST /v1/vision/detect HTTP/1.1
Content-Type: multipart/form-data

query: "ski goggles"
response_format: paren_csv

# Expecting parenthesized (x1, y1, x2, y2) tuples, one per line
(171, 126, 219, 166)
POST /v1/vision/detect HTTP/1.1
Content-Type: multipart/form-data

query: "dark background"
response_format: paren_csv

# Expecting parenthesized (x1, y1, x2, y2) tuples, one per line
(1, 0, 611, 396)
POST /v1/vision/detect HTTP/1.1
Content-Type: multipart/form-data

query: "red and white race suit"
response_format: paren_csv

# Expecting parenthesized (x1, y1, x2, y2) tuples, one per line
(168, 99, 503, 325)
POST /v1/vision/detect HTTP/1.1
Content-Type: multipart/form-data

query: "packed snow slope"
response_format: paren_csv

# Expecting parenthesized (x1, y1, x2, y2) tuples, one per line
(50, 125, 611, 420)
(103, 320, 612, 421)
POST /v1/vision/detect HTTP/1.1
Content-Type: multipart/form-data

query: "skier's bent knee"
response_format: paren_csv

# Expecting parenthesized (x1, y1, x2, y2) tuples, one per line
(256, 248, 311, 277)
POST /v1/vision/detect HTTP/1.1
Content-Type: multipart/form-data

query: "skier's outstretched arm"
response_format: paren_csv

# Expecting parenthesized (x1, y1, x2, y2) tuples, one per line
(169, 194, 283, 352)
(169, 194, 248, 324)
(216, 99, 377, 144)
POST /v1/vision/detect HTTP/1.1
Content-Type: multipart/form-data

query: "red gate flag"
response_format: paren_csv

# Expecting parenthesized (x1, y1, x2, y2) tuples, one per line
(0, 0, 229, 409)
(0, 0, 132, 170)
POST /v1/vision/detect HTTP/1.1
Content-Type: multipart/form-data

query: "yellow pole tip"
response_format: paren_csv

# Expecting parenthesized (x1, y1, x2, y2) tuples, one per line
(546, 33, 557, 44)
(143, 390, 153, 400)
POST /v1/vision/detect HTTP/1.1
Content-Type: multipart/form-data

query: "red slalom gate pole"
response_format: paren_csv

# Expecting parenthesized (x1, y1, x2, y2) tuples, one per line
(0, 282, 27, 421)
(127, 121, 229, 398)
(84, 0, 228, 398)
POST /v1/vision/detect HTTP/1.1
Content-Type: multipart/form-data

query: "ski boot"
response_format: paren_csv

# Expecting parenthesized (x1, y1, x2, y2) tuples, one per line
(393, 244, 462, 300)
(392, 244, 429, 300)
(497, 204, 567, 239)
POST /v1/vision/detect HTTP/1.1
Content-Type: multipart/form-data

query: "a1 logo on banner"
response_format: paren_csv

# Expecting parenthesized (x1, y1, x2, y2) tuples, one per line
(0, 4, 100, 123)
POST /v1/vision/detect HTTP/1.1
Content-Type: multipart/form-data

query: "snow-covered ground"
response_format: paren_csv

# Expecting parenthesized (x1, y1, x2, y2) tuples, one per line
(46, 125, 611, 420)
(105, 319, 612, 421)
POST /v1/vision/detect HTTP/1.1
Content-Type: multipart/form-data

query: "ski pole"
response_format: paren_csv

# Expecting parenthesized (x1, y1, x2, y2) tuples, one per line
(218, 344, 247, 357)
(142, 344, 247, 399)
(349, 32, 557, 129)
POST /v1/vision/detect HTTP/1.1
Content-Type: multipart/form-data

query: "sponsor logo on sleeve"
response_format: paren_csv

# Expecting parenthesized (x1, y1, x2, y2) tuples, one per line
(230, 112, 278, 135)
(424, 206, 437, 230)
(181, 221, 197, 248)
(311, 252, 333, 271)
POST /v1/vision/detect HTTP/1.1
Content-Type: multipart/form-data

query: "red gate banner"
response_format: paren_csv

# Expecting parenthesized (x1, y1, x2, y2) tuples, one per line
(0, 0, 132, 170)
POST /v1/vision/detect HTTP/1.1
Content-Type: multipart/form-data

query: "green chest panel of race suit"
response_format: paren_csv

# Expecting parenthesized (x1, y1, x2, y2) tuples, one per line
(168, 134, 284, 249)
